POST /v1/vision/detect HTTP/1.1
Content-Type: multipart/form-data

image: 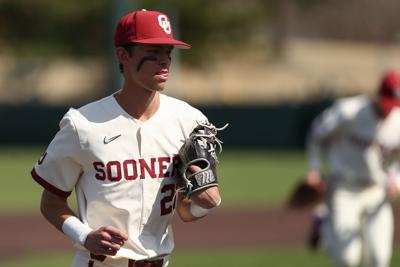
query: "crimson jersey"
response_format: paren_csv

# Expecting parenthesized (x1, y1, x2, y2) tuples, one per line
(31, 92, 207, 260)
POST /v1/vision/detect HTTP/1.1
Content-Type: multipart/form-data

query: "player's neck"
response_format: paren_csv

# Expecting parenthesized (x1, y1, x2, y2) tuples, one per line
(115, 87, 160, 122)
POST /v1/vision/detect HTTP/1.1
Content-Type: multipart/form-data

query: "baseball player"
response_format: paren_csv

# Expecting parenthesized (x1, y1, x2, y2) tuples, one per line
(304, 70, 400, 267)
(31, 9, 222, 267)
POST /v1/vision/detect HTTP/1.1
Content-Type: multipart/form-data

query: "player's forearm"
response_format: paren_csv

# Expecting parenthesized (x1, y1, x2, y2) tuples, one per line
(306, 128, 324, 172)
(191, 186, 221, 209)
(176, 187, 222, 222)
(40, 189, 77, 232)
(307, 141, 322, 171)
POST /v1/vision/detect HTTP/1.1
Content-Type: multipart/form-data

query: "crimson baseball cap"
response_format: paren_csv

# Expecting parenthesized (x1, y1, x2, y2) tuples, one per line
(378, 70, 400, 112)
(114, 9, 191, 49)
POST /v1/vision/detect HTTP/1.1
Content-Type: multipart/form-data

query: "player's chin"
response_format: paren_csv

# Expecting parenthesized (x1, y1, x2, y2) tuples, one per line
(156, 83, 166, 91)
(152, 80, 167, 91)
(145, 83, 166, 93)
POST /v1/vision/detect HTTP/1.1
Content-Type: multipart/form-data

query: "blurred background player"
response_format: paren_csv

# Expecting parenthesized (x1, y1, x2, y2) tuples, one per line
(303, 70, 400, 267)
(31, 9, 222, 267)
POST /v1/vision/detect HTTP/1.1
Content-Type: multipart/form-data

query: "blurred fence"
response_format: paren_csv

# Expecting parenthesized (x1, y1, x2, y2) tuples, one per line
(0, 99, 331, 149)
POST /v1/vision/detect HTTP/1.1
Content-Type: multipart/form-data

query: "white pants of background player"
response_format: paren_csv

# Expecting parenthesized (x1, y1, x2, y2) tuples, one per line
(321, 183, 393, 267)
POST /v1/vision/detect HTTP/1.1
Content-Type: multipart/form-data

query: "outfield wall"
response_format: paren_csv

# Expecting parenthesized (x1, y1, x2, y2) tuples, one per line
(0, 99, 331, 149)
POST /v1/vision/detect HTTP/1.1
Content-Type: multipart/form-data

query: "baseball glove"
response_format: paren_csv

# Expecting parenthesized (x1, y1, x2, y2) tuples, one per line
(177, 121, 228, 198)
(286, 178, 325, 209)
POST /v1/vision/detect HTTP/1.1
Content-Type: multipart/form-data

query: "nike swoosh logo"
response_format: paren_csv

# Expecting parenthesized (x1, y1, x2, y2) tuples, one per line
(103, 134, 122, 144)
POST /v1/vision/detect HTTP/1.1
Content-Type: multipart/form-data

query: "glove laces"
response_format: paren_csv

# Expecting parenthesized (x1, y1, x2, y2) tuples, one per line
(193, 121, 229, 162)
(175, 121, 229, 199)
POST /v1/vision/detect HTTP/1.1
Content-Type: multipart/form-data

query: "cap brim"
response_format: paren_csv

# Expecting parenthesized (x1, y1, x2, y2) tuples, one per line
(131, 38, 191, 49)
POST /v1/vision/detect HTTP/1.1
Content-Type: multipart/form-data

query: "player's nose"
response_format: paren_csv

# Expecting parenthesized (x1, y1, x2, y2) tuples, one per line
(158, 53, 171, 66)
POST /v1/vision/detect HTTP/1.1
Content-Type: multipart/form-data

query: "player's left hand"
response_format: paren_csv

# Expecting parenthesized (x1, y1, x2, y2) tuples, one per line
(190, 185, 221, 209)
(187, 165, 221, 208)
(287, 174, 326, 209)
(176, 121, 228, 198)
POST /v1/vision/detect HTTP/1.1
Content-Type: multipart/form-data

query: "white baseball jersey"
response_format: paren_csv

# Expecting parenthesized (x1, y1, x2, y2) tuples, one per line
(308, 95, 400, 186)
(31, 92, 207, 260)
(308, 95, 400, 267)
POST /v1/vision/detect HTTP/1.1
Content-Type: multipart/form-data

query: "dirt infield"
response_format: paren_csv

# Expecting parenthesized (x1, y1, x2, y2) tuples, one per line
(2, 207, 400, 261)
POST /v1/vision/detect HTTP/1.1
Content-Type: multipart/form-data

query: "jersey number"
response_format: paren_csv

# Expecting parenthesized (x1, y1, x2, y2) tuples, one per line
(160, 184, 176, 216)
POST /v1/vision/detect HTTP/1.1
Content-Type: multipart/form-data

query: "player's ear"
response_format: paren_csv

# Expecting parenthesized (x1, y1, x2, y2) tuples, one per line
(116, 46, 130, 64)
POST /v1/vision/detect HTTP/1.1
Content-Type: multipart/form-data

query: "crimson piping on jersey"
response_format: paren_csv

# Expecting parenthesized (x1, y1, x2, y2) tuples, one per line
(31, 168, 71, 197)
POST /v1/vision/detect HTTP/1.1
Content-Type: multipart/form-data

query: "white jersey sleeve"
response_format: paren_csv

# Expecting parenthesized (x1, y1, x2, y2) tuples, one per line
(387, 161, 400, 189)
(31, 110, 83, 197)
(307, 101, 345, 171)
(307, 96, 367, 171)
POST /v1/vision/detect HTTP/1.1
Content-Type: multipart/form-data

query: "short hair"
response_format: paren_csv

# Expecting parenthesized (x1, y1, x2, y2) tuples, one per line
(118, 43, 136, 73)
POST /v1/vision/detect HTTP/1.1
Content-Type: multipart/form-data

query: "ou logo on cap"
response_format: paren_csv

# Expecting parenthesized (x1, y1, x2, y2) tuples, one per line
(158, 15, 171, 34)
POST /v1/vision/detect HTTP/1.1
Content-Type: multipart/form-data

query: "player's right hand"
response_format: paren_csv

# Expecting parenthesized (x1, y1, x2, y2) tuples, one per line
(305, 170, 322, 187)
(84, 226, 129, 256)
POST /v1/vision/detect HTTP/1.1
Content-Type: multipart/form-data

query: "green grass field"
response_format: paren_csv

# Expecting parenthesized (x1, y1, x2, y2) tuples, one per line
(0, 248, 334, 267)
(3, 248, 400, 267)
(0, 146, 306, 213)
(0, 146, 45, 214)
(1, 146, 399, 267)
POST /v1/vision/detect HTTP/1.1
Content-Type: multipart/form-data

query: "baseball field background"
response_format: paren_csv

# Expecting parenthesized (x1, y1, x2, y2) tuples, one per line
(1, 147, 400, 266)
